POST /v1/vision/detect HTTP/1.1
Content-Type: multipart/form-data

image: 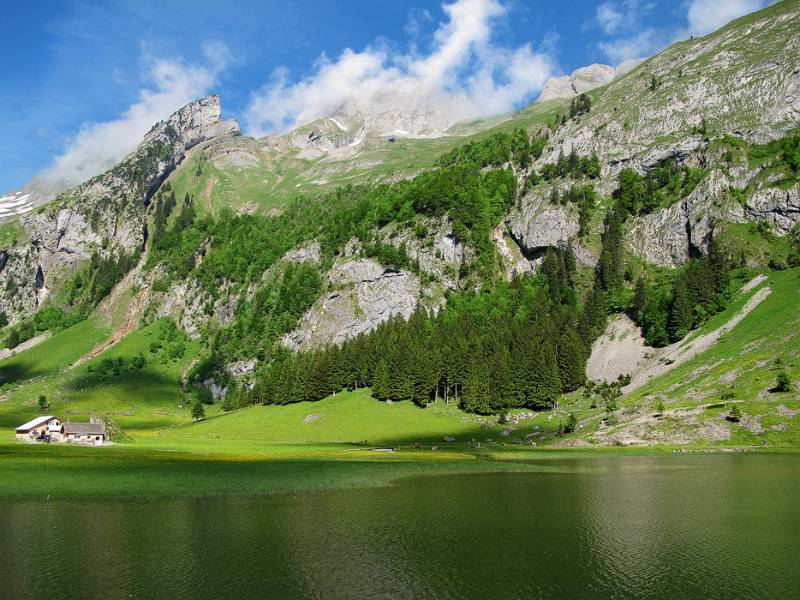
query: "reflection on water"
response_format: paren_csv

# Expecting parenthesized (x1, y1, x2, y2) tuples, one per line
(0, 455, 798, 599)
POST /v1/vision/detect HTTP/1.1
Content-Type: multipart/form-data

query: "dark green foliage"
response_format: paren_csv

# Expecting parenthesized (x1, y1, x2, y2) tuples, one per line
(438, 129, 543, 170)
(569, 93, 591, 118)
(578, 284, 608, 346)
(788, 224, 800, 268)
(564, 412, 578, 433)
(615, 160, 704, 216)
(557, 328, 587, 392)
(634, 239, 731, 345)
(541, 152, 600, 181)
(748, 130, 800, 184)
(775, 371, 792, 393)
(38, 395, 48, 410)
(191, 401, 205, 421)
(362, 241, 414, 271)
(597, 203, 626, 293)
(727, 404, 742, 422)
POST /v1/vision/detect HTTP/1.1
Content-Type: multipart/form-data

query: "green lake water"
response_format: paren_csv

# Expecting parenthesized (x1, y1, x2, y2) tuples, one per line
(0, 454, 798, 599)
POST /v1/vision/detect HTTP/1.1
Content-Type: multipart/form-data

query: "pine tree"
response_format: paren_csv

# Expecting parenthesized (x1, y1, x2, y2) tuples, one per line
(372, 359, 391, 401)
(460, 361, 492, 414)
(191, 401, 205, 421)
(557, 328, 587, 392)
(669, 276, 693, 341)
(631, 276, 648, 321)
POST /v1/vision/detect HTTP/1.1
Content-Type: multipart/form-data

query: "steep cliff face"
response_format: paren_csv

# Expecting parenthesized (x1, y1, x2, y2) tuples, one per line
(0, 96, 239, 324)
(506, 186, 580, 257)
(283, 258, 422, 351)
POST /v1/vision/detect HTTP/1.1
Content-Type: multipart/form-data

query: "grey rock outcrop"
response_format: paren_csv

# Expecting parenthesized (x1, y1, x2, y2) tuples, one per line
(283, 241, 322, 265)
(627, 169, 747, 266)
(377, 218, 465, 290)
(745, 183, 800, 235)
(283, 258, 421, 350)
(506, 187, 579, 254)
(0, 247, 40, 322)
(539, 5, 800, 174)
(492, 226, 532, 280)
(538, 64, 616, 102)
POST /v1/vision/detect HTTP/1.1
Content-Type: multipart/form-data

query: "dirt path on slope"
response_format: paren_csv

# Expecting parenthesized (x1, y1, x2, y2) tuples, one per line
(70, 252, 151, 369)
(623, 283, 772, 393)
(0, 331, 52, 361)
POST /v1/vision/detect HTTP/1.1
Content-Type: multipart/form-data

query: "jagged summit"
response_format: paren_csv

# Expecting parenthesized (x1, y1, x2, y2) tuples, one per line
(536, 61, 647, 103)
(0, 95, 239, 222)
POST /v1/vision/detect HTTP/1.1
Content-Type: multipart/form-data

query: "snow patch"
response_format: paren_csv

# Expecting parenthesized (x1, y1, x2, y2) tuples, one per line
(328, 117, 348, 132)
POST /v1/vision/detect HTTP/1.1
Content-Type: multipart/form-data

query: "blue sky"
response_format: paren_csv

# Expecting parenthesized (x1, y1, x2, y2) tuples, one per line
(0, 0, 771, 193)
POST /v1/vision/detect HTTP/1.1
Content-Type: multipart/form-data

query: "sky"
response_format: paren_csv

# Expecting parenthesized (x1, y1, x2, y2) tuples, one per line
(0, 0, 773, 193)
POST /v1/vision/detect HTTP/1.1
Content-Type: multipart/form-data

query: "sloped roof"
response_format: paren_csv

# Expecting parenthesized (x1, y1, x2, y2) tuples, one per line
(16, 416, 57, 432)
(62, 422, 106, 436)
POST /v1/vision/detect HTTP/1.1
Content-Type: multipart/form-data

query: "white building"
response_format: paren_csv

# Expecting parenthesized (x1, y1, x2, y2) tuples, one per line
(61, 422, 108, 445)
(15, 416, 63, 442)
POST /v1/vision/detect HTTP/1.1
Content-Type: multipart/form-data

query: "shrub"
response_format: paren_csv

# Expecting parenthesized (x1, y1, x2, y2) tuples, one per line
(775, 371, 792, 393)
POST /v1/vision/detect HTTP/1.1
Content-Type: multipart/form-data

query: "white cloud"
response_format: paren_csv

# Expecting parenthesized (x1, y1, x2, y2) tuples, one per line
(597, 0, 770, 66)
(685, 0, 770, 37)
(243, 0, 556, 137)
(40, 45, 229, 190)
(596, 3, 625, 34)
(599, 27, 666, 65)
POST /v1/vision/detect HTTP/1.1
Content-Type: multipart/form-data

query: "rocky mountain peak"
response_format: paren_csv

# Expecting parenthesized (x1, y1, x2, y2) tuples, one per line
(143, 94, 240, 150)
(538, 63, 617, 102)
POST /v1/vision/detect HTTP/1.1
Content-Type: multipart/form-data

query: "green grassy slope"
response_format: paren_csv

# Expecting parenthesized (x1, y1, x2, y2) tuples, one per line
(620, 269, 800, 447)
(0, 317, 109, 386)
(158, 387, 500, 445)
(0, 318, 206, 437)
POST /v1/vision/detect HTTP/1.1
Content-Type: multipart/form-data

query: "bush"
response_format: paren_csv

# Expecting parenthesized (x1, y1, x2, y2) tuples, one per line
(775, 371, 792, 393)
(564, 412, 578, 433)
(727, 404, 742, 422)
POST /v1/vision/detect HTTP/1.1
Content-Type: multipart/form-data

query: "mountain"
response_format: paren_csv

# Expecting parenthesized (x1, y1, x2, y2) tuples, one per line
(1, 1, 799, 448)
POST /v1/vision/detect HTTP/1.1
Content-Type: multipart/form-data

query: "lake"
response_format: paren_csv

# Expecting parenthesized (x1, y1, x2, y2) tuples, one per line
(1, 454, 798, 599)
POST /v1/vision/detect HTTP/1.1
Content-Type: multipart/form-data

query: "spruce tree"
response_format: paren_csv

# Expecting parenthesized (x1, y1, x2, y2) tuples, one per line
(372, 359, 391, 401)
(557, 328, 587, 392)
(669, 277, 694, 341)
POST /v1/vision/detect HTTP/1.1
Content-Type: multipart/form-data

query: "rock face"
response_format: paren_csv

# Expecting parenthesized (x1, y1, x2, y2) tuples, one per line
(627, 169, 746, 266)
(492, 226, 532, 280)
(538, 64, 617, 102)
(283, 241, 323, 265)
(283, 258, 421, 350)
(745, 183, 800, 235)
(626, 168, 800, 267)
(377, 218, 466, 290)
(0, 96, 239, 325)
(506, 187, 579, 255)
